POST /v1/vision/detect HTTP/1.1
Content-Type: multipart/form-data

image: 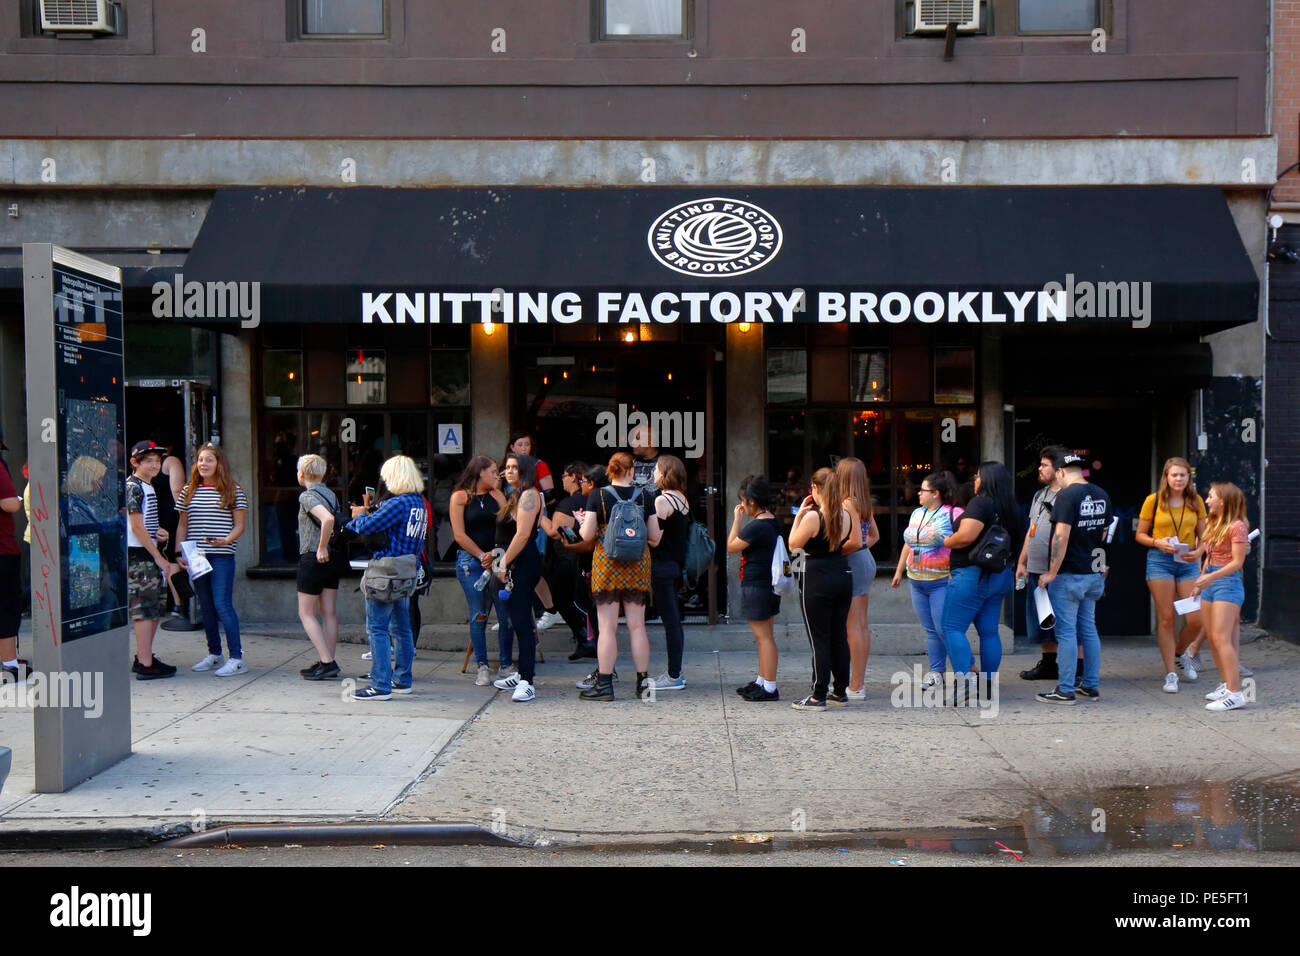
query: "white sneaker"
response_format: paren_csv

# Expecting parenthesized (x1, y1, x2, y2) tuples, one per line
(475, 664, 492, 686)
(494, 670, 521, 690)
(649, 672, 686, 692)
(1189, 652, 1205, 672)
(846, 687, 867, 701)
(1205, 682, 1230, 702)
(1206, 690, 1246, 712)
(1177, 653, 1198, 682)
(921, 671, 942, 689)
(1162, 672, 1179, 693)
(362, 651, 373, 661)
(1239, 663, 1253, 678)
(536, 611, 564, 631)
(511, 679, 535, 702)
(214, 658, 247, 677)
(192, 654, 224, 672)
(490, 622, 500, 632)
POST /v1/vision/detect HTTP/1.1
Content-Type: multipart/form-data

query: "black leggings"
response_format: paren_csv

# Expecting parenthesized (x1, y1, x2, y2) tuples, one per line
(798, 556, 853, 700)
(505, 548, 542, 683)
(548, 558, 591, 641)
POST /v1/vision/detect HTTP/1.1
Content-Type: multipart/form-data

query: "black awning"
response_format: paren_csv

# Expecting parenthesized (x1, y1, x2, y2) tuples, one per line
(178, 186, 1259, 330)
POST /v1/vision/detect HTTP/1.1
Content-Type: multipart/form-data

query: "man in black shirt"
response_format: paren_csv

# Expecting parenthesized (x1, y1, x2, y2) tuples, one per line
(1036, 454, 1114, 705)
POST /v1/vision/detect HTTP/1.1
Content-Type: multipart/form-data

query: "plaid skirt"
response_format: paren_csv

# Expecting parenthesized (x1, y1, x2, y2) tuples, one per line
(590, 537, 651, 605)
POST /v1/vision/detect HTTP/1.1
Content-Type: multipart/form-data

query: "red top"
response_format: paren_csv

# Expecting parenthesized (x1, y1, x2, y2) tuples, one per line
(1206, 519, 1248, 567)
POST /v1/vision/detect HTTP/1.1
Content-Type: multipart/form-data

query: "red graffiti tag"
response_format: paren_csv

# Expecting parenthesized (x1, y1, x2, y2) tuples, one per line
(31, 481, 57, 645)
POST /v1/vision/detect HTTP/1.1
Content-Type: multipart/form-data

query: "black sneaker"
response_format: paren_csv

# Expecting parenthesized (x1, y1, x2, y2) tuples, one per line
(302, 661, 340, 681)
(741, 684, 779, 702)
(791, 695, 827, 711)
(132, 656, 146, 675)
(1019, 657, 1058, 681)
(736, 680, 759, 696)
(1075, 685, 1100, 701)
(1036, 688, 1078, 705)
(135, 657, 178, 680)
(826, 691, 849, 707)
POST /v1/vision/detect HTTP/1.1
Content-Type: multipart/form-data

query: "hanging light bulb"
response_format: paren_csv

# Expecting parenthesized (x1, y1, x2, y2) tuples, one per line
(624, 331, 636, 343)
(738, 323, 751, 333)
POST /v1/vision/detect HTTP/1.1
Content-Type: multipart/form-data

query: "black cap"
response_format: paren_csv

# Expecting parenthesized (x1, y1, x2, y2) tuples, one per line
(130, 440, 165, 459)
(1054, 453, 1085, 471)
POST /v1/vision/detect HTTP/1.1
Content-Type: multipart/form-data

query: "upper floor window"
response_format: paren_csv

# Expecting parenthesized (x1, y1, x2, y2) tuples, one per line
(299, 0, 386, 38)
(1018, 0, 1098, 34)
(599, 0, 689, 39)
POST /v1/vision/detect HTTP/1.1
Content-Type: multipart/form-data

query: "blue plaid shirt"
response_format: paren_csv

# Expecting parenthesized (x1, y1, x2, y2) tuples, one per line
(346, 493, 427, 558)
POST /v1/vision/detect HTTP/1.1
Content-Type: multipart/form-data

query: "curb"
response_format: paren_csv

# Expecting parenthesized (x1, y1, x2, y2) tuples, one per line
(164, 822, 520, 849)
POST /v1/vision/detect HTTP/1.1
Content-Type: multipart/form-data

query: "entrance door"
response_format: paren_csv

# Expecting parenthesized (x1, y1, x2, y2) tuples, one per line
(516, 342, 722, 621)
(125, 380, 212, 468)
(1011, 407, 1152, 636)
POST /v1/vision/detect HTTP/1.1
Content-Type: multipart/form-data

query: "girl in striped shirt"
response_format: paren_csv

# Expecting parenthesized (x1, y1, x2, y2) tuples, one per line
(177, 443, 248, 676)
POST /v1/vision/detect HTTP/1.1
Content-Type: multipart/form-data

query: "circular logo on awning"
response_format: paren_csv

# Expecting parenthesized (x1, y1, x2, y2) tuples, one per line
(647, 198, 783, 277)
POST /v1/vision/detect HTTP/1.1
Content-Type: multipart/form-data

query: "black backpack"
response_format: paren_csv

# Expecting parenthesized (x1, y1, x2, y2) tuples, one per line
(971, 508, 1012, 573)
(305, 486, 350, 552)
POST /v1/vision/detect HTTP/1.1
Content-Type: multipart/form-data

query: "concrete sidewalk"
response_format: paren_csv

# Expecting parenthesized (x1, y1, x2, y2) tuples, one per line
(0, 619, 1295, 845)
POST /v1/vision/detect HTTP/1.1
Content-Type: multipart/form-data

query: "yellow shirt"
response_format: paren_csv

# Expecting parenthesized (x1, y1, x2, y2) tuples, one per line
(22, 482, 30, 544)
(1139, 493, 1205, 547)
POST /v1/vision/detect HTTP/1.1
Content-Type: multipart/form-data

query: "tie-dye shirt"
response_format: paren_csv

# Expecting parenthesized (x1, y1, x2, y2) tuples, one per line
(903, 505, 955, 581)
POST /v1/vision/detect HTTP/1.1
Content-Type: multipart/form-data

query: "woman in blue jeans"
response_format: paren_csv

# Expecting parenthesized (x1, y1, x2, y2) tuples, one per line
(940, 463, 1024, 696)
(175, 443, 248, 677)
(891, 470, 957, 688)
(343, 455, 428, 701)
(448, 455, 514, 687)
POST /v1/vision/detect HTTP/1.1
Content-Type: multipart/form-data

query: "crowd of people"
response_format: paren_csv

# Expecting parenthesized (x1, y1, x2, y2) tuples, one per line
(0, 428, 1257, 715)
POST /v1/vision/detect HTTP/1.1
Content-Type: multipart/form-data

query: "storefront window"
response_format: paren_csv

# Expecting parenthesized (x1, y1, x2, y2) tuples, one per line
(852, 350, 890, 403)
(935, 348, 975, 404)
(263, 350, 303, 408)
(767, 349, 806, 404)
(346, 349, 387, 405)
(430, 349, 470, 406)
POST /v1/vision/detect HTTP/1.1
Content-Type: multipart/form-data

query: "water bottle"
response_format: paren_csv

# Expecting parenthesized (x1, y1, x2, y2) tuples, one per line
(473, 568, 492, 592)
(1015, 574, 1028, 591)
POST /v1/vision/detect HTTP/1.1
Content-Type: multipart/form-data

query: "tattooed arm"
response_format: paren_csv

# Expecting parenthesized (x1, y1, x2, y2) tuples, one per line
(1038, 524, 1071, 588)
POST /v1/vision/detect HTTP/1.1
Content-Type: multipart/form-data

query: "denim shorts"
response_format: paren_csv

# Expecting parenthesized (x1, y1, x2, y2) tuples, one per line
(1201, 564, 1244, 606)
(1146, 547, 1200, 583)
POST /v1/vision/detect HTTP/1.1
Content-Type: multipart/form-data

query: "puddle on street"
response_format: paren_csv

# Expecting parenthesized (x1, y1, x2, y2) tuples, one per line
(564, 776, 1300, 858)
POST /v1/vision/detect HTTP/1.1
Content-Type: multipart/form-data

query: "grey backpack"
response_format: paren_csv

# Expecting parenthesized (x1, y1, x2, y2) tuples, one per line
(360, 554, 420, 602)
(601, 486, 648, 562)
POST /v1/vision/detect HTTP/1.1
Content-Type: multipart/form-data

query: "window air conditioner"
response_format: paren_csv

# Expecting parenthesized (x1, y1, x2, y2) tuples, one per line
(913, 0, 981, 33)
(40, 0, 122, 35)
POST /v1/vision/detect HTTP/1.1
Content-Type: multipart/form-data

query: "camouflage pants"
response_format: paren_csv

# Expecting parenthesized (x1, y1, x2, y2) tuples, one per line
(128, 558, 165, 622)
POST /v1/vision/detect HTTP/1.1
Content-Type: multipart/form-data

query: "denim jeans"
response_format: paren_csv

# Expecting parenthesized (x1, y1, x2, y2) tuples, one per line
(652, 558, 685, 678)
(1047, 572, 1104, 693)
(454, 549, 514, 667)
(941, 565, 1012, 676)
(193, 553, 241, 659)
(908, 575, 948, 673)
(365, 595, 414, 693)
(1024, 571, 1053, 643)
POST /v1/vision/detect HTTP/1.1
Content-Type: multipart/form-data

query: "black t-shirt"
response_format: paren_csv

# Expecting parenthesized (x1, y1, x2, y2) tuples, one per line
(738, 516, 779, 585)
(631, 455, 659, 489)
(1051, 481, 1114, 574)
(651, 492, 690, 566)
(586, 484, 653, 529)
(551, 491, 586, 563)
(949, 495, 997, 570)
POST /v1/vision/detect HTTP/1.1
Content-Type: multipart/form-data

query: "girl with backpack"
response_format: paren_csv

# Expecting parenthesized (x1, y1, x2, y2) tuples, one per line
(940, 462, 1024, 696)
(491, 453, 545, 702)
(788, 467, 862, 710)
(727, 476, 783, 702)
(647, 455, 691, 693)
(295, 453, 346, 681)
(576, 452, 662, 701)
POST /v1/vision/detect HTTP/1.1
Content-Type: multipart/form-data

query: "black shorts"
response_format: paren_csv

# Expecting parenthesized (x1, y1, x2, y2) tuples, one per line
(0, 552, 20, 637)
(296, 551, 345, 596)
(740, 584, 780, 623)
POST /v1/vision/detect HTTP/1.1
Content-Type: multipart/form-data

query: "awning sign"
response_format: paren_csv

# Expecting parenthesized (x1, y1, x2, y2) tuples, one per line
(438, 424, 463, 455)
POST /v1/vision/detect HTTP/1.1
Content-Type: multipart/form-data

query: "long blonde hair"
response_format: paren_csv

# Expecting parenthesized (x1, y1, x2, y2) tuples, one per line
(810, 467, 847, 548)
(1156, 457, 1204, 514)
(1204, 482, 1248, 549)
(835, 457, 874, 525)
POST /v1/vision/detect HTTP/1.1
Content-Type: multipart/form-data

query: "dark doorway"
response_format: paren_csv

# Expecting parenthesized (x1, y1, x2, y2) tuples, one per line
(1011, 406, 1152, 636)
